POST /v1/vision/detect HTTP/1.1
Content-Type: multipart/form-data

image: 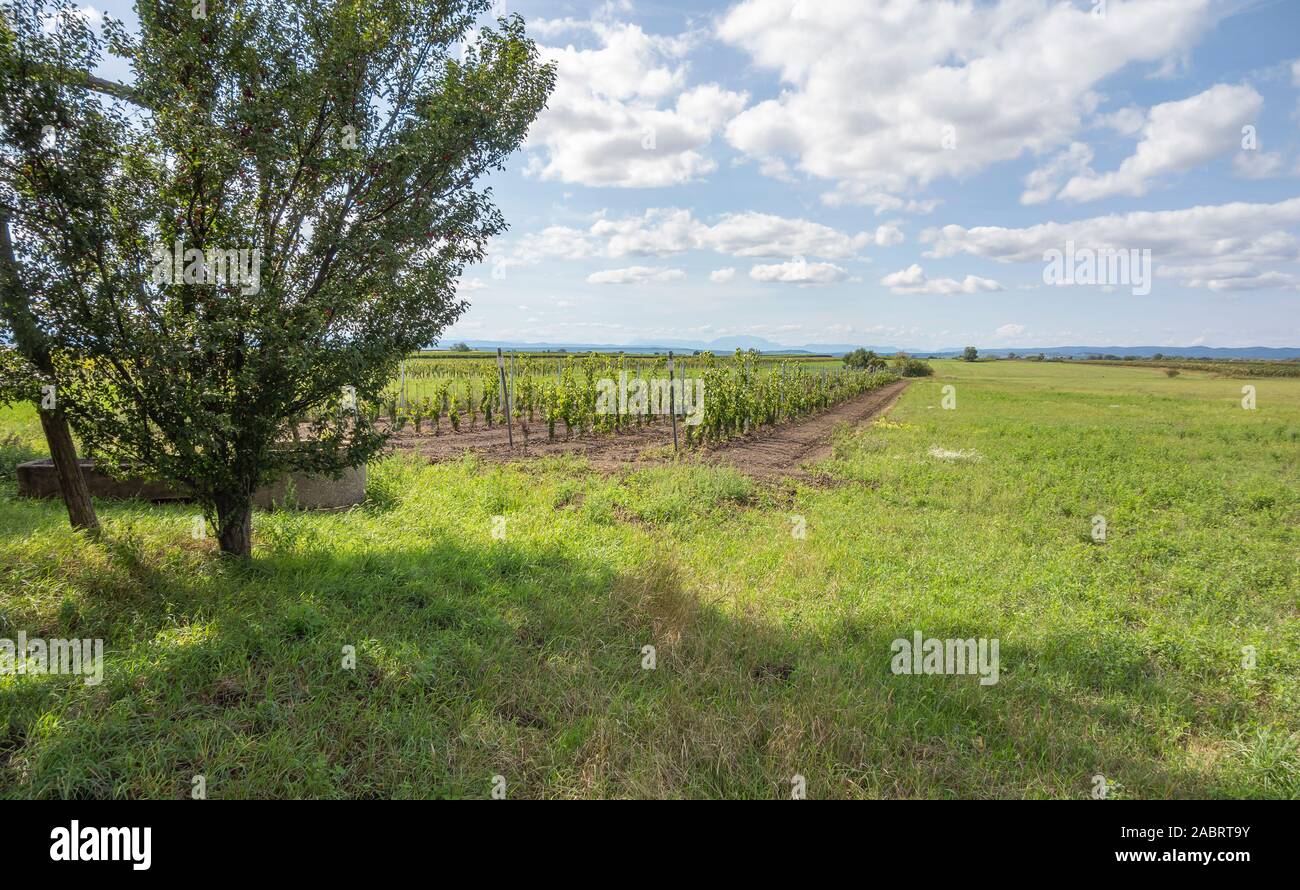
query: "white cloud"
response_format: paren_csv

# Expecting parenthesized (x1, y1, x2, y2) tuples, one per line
(41, 4, 101, 33)
(923, 196, 1300, 291)
(1094, 105, 1146, 137)
(995, 323, 1027, 338)
(1233, 151, 1285, 180)
(1292, 59, 1300, 88)
(1021, 142, 1094, 205)
(700, 211, 873, 258)
(716, 0, 1218, 209)
(590, 208, 699, 256)
(1201, 270, 1300, 291)
(524, 20, 747, 187)
(749, 259, 848, 285)
(872, 224, 905, 246)
(586, 266, 686, 285)
(880, 264, 1003, 295)
(827, 193, 942, 215)
(1058, 84, 1263, 202)
(1158, 262, 1300, 292)
(510, 226, 596, 265)
(504, 208, 876, 264)
(710, 267, 737, 283)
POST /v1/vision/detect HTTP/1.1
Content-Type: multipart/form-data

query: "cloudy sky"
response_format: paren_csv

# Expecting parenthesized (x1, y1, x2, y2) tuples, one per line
(94, 0, 1300, 349)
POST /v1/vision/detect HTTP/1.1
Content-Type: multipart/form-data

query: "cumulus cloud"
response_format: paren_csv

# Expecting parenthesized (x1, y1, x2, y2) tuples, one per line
(1021, 142, 1094, 206)
(1198, 270, 1300, 291)
(1159, 262, 1300, 291)
(710, 267, 737, 283)
(523, 19, 747, 187)
(502, 208, 877, 265)
(716, 0, 1218, 210)
(749, 258, 848, 285)
(994, 323, 1027, 338)
(1057, 84, 1263, 202)
(40, 3, 101, 33)
(1233, 151, 1285, 180)
(510, 226, 597, 265)
(586, 266, 686, 285)
(1094, 105, 1147, 137)
(880, 264, 1003, 295)
(701, 211, 875, 257)
(923, 196, 1300, 291)
(872, 224, 905, 246)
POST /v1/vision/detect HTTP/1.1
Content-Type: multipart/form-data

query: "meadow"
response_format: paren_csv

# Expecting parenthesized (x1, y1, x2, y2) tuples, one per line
(0, 360, 1296, 798)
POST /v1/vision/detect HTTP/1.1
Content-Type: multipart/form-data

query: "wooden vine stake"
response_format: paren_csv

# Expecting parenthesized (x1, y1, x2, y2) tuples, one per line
(668, 351, 678, 452)
(497, 348, 513, 448)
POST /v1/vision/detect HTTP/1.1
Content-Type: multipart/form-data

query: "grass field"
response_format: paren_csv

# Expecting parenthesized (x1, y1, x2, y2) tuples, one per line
(1, 360, 1296, 798)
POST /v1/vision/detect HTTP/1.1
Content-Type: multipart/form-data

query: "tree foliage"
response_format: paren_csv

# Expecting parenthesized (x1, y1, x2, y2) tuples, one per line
(892, 356, 933, 377)
(843, 348, 886, 372)
(0, 0, 554, 554)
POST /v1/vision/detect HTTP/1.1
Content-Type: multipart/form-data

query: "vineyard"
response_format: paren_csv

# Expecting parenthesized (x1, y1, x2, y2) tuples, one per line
(366, 350, 898, 446)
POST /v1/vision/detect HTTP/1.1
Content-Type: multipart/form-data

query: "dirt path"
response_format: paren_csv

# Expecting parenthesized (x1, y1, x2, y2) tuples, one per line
(391, 379, 910, 479)
(701, 378, 909, 479)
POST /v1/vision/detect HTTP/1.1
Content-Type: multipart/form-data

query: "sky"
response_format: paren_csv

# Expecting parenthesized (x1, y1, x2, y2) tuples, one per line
(85, 0, 1300, 349)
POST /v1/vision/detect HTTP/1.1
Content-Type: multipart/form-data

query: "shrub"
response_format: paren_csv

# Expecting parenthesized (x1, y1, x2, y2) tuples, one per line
(844, 348, 886, 371)
(896, 358, 934, 377)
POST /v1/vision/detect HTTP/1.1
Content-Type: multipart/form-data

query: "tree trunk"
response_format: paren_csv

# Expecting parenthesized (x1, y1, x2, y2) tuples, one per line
(2, 212, 100, 533)
(215, 495, 253, 557)
(37, 407, 100, 533)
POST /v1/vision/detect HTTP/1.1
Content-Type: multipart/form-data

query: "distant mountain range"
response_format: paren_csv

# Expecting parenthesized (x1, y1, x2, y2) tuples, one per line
(440, 337, 1300, 360)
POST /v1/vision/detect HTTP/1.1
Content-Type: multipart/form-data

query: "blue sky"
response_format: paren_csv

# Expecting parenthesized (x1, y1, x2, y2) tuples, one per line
(88, 0, 1300, 349)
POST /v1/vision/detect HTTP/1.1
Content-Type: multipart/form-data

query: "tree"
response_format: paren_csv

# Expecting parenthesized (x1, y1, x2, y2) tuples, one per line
(962, 346, 979, 362)
(0, 4, 104, 533)
(843, 347, 885, 371)
(450, 342, 472, 352)
(0, 0, 554, 555)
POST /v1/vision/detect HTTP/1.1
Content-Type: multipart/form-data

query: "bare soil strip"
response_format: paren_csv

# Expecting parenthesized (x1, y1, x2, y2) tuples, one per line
(390, 379, 910, 479)
(701, 378, 909, 479)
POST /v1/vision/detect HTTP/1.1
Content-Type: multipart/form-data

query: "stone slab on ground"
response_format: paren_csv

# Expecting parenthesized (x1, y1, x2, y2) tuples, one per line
(15, 460, 365, 510)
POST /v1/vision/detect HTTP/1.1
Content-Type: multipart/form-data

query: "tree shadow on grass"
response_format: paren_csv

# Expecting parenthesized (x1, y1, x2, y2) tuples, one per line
(1, 528, 1286, 799)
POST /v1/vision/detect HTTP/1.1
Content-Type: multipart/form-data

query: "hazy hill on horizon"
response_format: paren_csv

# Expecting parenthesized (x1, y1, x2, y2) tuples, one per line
(437, 338, 1300, 360)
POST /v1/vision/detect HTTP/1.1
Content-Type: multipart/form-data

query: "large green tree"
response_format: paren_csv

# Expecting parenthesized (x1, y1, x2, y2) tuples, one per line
(0, 0, 553, 555)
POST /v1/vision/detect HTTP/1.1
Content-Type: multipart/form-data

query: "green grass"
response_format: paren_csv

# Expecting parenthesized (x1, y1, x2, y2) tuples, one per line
(1, 360, 1296, 798)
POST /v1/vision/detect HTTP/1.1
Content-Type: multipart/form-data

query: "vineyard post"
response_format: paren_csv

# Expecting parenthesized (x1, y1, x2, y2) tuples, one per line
(497, 348, 513, 448)
(399, 360, 407, 410)
(668, 351, 678, 451)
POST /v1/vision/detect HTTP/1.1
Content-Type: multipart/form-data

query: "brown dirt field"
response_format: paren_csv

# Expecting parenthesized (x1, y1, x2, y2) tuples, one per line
(387, 379, 909, 480)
